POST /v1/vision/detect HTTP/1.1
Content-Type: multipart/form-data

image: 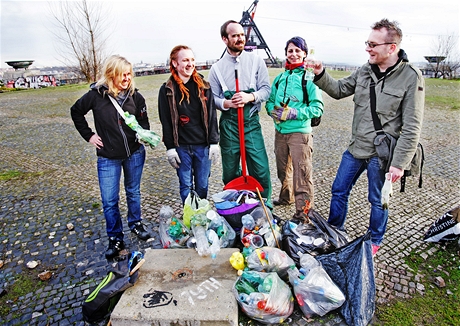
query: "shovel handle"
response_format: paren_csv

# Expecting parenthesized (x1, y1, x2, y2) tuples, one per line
(256, 188, 280, 249)
(129, 258, 145, 276)
(235, 69, 247, 178)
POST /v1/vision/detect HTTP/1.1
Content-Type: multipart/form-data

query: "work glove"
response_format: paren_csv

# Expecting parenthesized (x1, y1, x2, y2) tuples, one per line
(166, 148, 181, 169)
(208, 144, 220, 165)
(270, 105, 297, 122)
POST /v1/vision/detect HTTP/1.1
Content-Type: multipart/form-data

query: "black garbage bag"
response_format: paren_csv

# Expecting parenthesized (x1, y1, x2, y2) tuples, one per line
(424, 206, 460, 242)
(281, 209, 348, 265)
(316, 232, 375, 326)
(82, 251, 144, 323)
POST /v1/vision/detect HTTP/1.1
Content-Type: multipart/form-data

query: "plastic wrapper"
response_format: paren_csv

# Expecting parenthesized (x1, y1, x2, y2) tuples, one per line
(288, 254, 345, 317)
(316, 231, 375, 326)
(158, 206, 191, 249)
(246, 247, 295, 280)
(233, 271, 294, 324)
(381, 172, 393, 209)
(282, 209, 348, 265)
(183, 190, 211, 228)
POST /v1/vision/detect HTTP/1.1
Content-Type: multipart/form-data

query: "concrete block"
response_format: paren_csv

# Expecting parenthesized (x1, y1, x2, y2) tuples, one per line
(111, 248, 239, 326)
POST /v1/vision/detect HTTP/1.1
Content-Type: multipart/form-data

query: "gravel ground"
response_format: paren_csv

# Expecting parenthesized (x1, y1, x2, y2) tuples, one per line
(0, 74, 459, 325)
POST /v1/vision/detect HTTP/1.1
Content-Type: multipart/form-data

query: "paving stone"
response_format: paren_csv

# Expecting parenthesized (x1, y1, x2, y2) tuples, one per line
(0, 79, 458, 325)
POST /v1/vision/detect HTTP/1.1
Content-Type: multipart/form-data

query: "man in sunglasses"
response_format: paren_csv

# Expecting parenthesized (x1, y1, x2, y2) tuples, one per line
(311, 18, 425, 256)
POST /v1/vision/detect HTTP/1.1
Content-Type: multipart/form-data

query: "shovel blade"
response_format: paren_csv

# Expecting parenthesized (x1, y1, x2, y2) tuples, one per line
(224, 176, 264, 192)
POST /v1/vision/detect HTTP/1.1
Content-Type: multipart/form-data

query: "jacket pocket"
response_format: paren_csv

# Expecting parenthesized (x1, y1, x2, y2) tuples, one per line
(377, 87, 404, 117)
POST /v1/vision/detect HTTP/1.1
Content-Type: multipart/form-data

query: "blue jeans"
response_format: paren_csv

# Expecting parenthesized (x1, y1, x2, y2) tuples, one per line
(97, 146, 146, 240)
(176, 145, 211, 203)
(328, 150, 388, 245)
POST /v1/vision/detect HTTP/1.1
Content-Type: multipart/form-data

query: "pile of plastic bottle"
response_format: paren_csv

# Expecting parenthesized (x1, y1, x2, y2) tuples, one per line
(159, 206, 191, 249)
(233, 270, 294, 324)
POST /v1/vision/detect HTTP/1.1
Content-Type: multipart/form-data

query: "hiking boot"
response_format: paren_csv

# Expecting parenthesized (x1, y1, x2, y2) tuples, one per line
(131, 222, 150, 240)
(105, 237, 125, 259)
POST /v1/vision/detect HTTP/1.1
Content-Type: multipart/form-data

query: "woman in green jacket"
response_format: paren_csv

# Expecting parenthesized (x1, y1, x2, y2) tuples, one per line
(266, 36, 324, 219)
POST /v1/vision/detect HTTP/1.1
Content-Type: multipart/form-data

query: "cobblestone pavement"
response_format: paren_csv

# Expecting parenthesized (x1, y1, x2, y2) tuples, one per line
(0, 80, 459, 326)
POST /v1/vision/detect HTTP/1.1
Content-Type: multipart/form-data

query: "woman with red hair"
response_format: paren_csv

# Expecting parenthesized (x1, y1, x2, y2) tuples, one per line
(158, 45, 220, 203)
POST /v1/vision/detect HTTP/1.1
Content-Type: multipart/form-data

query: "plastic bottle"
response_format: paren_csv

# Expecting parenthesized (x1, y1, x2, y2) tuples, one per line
(242, 214, 256, 230)
(194, 225, 210, 257)
(304, 48, 316, 81)
(159, 205, 174, 223)
(241, 271, 264, 288)
(299, 253, 320, 274)
(258, 274, 274, 293)
(168, 217, 184, 240)
(235, 278, 257, 295)
(186, 236, 196, 248)
(207, 229, 220, 259)
(124, 112, 140, 129)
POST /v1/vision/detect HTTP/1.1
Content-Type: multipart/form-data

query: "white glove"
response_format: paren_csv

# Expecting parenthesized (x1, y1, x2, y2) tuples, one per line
(208, 144, 220, 165)
(166, 148, 181, 169)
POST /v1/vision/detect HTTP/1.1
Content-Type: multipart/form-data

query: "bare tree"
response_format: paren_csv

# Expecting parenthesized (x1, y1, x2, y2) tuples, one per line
(49, 0, 111, 82)
(426, 33, 460, 79)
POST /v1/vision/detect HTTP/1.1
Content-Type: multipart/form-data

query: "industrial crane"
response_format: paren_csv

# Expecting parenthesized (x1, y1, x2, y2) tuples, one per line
(220, 0, 277, 65)
(239, 0, 276, 65)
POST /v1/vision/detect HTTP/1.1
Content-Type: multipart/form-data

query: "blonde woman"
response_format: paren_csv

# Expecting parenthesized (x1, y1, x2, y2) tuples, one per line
(71, 55, 151, 259)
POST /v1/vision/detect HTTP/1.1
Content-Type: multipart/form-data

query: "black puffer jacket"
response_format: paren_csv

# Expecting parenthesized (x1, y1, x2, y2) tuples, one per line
(71, 84, 150, 159)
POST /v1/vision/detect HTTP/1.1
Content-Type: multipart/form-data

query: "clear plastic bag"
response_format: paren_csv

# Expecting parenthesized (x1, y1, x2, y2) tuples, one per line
(158, 206, 191, 249)
(246, 247, 295, 280)
(240, 206, 281, 249)
(206, 210, 236, 248)
(288, 254, 345, 317)
(233, 271, 294, 324)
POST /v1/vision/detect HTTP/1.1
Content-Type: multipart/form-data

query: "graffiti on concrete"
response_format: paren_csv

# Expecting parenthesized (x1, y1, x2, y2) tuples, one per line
(143, 290, 175, 308)
(180, 277, 223, 305)
(5, 75, 57, 89)
(142, 277, 223, 308)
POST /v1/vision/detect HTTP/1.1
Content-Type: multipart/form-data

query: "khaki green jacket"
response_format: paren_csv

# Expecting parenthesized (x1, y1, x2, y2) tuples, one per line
(315, 51, 425, 170)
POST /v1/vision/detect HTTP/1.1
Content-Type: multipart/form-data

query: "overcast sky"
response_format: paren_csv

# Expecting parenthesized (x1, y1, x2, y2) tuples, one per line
(1, 0, 459, 69)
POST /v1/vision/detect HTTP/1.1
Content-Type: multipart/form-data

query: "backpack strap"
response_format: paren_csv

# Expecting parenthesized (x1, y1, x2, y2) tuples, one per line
(274, 71, 310, 105)
(400, 143, 424, 192)
(249, 57, 258, 91)
(301, 70, 310, 105)
(212, 64, 229, 92)
(109, 96, 127, 120)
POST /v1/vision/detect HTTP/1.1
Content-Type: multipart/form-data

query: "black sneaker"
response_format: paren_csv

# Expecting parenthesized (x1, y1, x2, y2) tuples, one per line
(131, 222, 150, 240)
(105, 237, 125, 259)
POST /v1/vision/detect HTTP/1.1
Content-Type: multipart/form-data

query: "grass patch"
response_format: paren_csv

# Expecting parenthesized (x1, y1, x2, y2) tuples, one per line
(0, 170, 44, 181)
(0, 271, 46, 317)
(376, 241, 460, 325)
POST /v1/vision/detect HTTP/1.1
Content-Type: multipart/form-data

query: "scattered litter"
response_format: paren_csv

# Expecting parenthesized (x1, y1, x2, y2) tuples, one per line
(26, 261, 39, 269)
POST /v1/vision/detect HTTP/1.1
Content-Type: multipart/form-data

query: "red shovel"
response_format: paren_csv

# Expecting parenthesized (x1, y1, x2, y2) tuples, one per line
(224, 69, 264, 192)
